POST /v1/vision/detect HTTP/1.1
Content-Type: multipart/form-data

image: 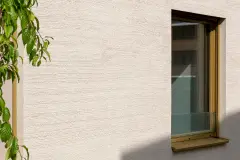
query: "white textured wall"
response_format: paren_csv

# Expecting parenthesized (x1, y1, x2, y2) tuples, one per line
(22, 0, 240, 160)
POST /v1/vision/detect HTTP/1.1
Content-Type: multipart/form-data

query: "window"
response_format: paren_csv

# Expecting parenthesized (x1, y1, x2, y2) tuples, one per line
(172, 22, 197, 40)
(171, 10, 228, 152)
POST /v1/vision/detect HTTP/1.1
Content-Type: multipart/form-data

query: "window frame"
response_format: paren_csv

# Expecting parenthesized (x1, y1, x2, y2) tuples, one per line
(171, 10, 221, 143)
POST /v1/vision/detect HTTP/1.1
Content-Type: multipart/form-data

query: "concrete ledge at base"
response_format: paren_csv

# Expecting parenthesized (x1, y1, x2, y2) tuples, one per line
(172, 137, 229, 152)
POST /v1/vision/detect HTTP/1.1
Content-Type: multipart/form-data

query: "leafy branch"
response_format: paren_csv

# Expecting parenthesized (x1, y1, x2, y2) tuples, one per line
(0, 0, 52, 159)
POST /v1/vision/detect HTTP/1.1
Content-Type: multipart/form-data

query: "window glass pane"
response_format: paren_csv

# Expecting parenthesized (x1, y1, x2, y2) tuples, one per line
(171, 20, 212, 136)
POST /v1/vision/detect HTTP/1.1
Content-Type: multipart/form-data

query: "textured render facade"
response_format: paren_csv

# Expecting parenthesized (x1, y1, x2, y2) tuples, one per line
(1, 0, 240, 160)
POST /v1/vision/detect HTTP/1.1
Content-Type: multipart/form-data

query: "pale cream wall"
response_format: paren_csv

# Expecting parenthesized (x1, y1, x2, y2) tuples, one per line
(20, 0, 240, 160)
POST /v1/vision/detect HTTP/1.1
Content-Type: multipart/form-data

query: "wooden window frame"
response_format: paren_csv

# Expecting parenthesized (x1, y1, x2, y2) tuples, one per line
(171, 10, 223, 145)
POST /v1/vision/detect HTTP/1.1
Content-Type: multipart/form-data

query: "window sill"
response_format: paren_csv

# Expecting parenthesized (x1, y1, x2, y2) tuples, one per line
(172, 137, 229, 152)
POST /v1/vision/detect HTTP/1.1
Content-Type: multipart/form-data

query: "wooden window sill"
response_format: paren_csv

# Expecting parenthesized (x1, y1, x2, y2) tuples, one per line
(172, 137, 229, 152)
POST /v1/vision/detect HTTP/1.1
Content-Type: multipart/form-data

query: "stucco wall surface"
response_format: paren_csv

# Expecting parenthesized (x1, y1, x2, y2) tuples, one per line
(21, 0, 240, 160)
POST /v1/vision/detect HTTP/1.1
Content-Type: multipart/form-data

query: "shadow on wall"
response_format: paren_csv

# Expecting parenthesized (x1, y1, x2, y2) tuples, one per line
(121, 112, 240, 160)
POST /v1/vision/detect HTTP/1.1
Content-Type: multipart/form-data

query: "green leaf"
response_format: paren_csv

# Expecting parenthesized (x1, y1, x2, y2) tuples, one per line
(27, 0, 32, 7)
(0, 97, 6, 111)
(22, 28, 30, 45)
(35, 17, 40, 30)
(29, 12, 35, 21)
(27, 37, 35, 54)
(8, 6, 18, 20)
(29, 48, 36, 62)
(11, 65, 20, 82)
(44, 49, 51, 61)
(37, 60, 41, 66)
(32, 56, 38, 66)
(3, 107, 10, 122)
(5, 136, 13, 148)
(1, 123, 12, 142)
(3, 0, 14, 6)
(7, 70, 12, 80)
(0, 65, 8, 73)
(20, 12, 29, 29)
(0, 35, 5, 43)
(10, 137, 19, 156)
(4, 26, 13, 38)
(9, 45, 15, 58)
(0, 91, 2, 117)
(43, 41, 49, 49)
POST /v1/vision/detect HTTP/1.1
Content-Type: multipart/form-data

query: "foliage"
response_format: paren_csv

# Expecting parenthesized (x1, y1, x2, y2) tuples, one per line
(0, 0, 52, 159)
